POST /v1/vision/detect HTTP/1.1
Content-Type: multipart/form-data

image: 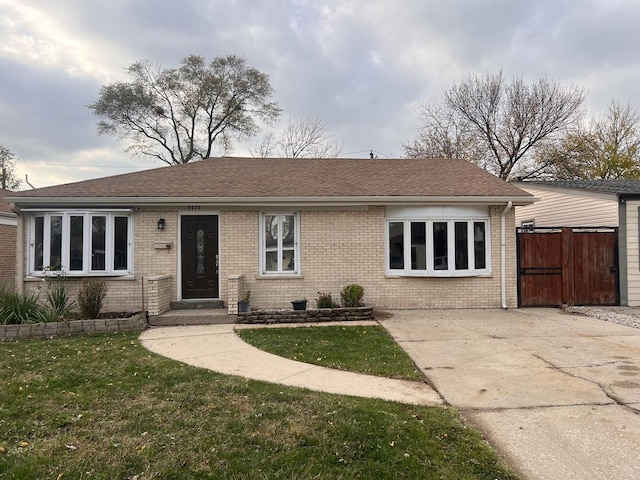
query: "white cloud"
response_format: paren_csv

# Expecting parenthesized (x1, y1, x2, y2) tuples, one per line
(0, 0, 130, 82)
(1, 0, 640, 187)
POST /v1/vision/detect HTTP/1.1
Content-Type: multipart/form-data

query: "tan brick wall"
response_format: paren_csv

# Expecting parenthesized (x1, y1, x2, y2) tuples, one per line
(147, 274, 172, 315)
(20, 206, 519, 311)
(0, 223, 16, 289)
(23, 209, 180, 312)
(221, 206, 518, 309)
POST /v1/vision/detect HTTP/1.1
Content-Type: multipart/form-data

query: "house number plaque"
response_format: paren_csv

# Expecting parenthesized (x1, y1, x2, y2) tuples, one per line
(187, 205, 201, 211)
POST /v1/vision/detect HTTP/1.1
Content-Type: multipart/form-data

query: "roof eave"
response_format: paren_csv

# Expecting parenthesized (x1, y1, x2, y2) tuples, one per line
(8, 195, 536, 209)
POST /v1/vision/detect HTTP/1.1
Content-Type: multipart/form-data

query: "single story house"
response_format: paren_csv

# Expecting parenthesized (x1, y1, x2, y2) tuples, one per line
(0, 188, 18, 289)
(515, 180, 640, 306)
(7, 157, 534, 314)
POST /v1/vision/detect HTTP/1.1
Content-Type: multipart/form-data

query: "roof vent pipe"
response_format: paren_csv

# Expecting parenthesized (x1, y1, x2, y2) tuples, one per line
(501, 201, 513, 309)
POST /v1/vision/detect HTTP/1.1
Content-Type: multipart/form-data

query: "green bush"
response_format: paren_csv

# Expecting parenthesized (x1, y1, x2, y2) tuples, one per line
(340, 284, 364, 307)
(77, 278, 109, 319)
(0, 285, 42, 325)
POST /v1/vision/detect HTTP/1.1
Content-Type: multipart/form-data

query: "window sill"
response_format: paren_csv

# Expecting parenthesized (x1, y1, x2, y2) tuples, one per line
(256, 273, 304, 280)
(25, 274, 136, 282)
(385, 272, 493, 279)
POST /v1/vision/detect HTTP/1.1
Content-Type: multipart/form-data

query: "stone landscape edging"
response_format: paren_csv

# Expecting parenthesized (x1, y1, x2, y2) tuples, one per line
(236, 305, 374, 324)
(0, 313, 148, 340)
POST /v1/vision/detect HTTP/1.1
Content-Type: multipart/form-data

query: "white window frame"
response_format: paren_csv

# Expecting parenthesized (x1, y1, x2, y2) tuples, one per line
(385, 218, 491, 277)
(28, 210, 133, 277)
(259, 212, 301, 276)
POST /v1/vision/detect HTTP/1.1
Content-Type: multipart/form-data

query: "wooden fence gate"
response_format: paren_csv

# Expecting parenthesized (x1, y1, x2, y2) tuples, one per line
(517, 227, 619, 307)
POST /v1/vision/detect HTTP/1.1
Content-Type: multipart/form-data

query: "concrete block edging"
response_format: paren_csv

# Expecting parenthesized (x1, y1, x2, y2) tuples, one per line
(0, 313, 148, 340)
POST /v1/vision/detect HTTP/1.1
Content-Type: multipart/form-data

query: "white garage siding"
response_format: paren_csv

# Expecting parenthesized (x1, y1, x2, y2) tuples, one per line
(515, 185, 618, 228)
(625, 201, 640, 306)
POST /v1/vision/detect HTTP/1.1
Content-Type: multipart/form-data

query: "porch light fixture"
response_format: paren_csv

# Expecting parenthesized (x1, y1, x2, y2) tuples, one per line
(157, 218, 165, 230)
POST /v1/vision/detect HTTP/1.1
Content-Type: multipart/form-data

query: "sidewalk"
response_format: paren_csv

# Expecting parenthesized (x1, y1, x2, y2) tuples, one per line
(139, 322, 442, 406)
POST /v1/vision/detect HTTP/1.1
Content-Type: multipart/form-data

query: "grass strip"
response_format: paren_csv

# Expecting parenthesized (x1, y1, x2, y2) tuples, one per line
(238, 324, 423, 381)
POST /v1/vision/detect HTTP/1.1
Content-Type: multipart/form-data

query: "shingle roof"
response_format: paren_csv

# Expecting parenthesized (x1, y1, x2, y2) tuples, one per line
(9, 157, 532, 204)
(522, 179, 640, 195)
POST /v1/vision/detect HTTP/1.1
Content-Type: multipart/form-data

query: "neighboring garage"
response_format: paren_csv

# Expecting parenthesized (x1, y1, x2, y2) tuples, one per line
(514, 180, 640, 306)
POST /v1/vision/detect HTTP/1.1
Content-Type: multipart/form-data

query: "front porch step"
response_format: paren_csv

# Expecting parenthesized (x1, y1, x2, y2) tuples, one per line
(149, 309, 235, 326)
(170, 300, 225, 310)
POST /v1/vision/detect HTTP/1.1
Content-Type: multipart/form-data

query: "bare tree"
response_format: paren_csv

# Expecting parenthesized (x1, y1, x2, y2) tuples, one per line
(403, 100, 491, 168)
(0, 146, 21, 190)
(89, 54, 281, 165)
(405, 72, 586, 179)
(252, 116, 343, 158)
(534, 100, 640, 179)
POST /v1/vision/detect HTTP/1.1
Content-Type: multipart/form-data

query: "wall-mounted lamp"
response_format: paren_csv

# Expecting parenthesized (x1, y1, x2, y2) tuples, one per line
(157, 218, 165, 230)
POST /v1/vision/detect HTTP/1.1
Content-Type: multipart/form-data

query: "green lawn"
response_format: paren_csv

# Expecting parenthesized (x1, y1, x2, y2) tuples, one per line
(0, 332, 518, 479)
(237, 324, 423, 381)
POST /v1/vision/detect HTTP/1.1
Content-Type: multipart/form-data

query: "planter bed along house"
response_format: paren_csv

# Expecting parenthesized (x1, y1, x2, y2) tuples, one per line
(6, 157, 534, 316)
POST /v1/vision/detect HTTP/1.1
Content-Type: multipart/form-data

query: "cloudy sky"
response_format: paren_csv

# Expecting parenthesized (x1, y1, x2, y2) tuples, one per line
(1, 0, 639, 188)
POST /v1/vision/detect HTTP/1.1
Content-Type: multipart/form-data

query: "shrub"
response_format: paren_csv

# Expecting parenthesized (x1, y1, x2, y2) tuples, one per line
(0, 285, 42, 325)
(42, 277, 77, 320)
(340, 284, 364, 307)
(316, 291, 338, 308)
(77, 278, 109, 319)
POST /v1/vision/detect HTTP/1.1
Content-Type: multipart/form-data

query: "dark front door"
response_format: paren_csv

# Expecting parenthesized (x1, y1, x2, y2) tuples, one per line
(181, 216, 218, 299)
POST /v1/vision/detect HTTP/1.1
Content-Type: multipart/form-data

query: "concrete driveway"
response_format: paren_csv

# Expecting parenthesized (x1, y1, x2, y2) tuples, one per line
(381, 308, 640, 480)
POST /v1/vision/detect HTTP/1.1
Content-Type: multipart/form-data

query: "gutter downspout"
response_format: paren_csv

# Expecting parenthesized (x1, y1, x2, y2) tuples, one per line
(501, 201, 513, 309)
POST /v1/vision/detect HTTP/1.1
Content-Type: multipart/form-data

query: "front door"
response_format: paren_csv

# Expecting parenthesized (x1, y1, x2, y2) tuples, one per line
(181, 215, 218, 299)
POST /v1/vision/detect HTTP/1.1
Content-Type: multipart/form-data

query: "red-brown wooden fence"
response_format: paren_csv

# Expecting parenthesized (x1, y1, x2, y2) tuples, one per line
(517, 227, 618, 307)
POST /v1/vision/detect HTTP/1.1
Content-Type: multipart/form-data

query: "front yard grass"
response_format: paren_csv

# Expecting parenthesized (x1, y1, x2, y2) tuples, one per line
(0, 332, 518, 479)
(237, 324, 423, 381)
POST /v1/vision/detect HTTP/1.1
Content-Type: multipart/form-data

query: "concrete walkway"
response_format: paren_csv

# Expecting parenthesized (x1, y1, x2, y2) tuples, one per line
(139, 322, 442, 406)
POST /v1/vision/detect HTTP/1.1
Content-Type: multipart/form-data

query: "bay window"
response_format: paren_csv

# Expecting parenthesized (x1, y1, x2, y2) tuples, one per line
(386, 207, 491, 276)
(259, 212, 300, 275)
(29, 211, 132, 276)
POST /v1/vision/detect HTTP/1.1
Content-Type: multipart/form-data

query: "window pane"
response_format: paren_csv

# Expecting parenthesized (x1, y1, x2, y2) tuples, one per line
(281, 215, 294, 249)
(69, 216, 84, 271)
(281, 215, 295, 272)
(91, 216, 106, 271)
(474, 222, 487, 269)
(282, 249, 295, 271)
(455, 222, 469, 270)
(433, 222, 448, 270)
(264, 215, 278, 272)
(34, 216, 44, 271)
(411, 222, 426, 270)
(114, 216, 128, 270)
(388, 222, 404, 269)
(50, 216, 62, 270)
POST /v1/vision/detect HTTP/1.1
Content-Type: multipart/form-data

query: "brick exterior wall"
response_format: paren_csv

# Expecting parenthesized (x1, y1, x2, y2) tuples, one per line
(0, 223, 16, 290)
(23, 209, 180, 313)
(219, 206, 518, 310)
(20, 205, 518, 312)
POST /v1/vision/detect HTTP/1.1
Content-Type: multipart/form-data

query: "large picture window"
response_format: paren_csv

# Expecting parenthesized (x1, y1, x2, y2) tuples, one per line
(259, 212, 300, 275)
(386, 216, 490, 277)
(29, 211, 132, 276)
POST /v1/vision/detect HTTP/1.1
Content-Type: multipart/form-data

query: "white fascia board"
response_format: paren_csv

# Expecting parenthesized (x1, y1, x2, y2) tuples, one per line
(8, 195, 537, 209)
